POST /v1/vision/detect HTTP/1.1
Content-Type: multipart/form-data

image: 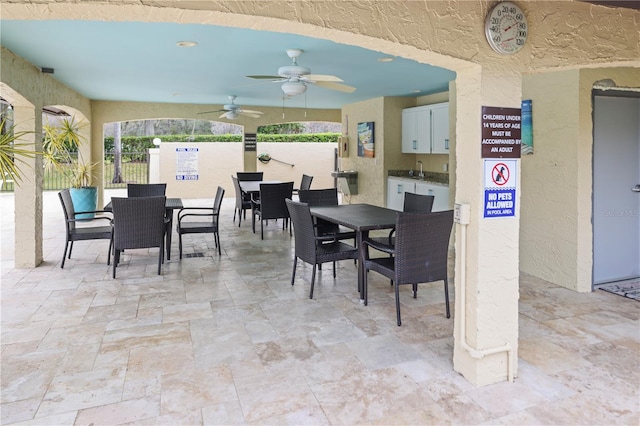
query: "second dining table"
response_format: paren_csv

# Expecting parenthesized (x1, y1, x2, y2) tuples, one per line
(309, 203, 397, 303)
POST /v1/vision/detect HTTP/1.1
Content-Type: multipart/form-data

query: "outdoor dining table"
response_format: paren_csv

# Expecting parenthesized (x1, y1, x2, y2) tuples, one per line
(104, 197, 183, 261)
(238, 180, 281, 196)
(309, 203, 397, 303)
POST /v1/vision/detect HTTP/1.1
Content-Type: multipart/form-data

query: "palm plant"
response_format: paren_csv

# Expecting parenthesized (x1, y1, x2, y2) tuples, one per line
(43, 116, 96, 188)
(0, 117, 38, 188)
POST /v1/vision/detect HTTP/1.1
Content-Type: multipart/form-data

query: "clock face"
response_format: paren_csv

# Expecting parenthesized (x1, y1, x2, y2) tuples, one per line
(485, 2, 528, 55)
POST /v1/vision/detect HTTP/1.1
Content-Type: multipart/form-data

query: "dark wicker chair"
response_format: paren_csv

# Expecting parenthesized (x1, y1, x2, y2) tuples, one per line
(177, 186, 225, 257)
(369, 192, 435, 248)
(110, 196, 167, 278)
(298, 188, 356, 242)
(251, 181, 294, 240)
(127, 183, 167, 197)
(231, 176, 252, 227)
(236, 172, 264, 182)
(293, 174, 313, 194)
(286, 199, 358, 299)
(363, 210, 454, 326)
(58, 189, 113, 269)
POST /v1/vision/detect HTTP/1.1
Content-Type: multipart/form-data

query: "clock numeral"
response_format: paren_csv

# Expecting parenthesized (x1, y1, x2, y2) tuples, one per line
(516, 13, 523, 20)
(493, 35, 501, 42)
(518, 22, 527, 29)
(517, 30, 527, 37)
(516, 39, 525, 46)
(492, 17, 499, 24)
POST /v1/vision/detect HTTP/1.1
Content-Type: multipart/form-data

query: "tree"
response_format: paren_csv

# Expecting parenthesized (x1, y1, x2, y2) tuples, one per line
(111, 122, 123, 183)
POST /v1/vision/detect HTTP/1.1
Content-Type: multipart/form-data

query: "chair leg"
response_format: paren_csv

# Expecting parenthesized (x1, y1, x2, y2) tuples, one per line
(233, 208, 237, 222)
(61, 240, 69, 268)
(291, 257, 297, 285)
(412, 283, 418, 298)
(309, 264, 317, 299)
(261, 219, 264, 240)
(178, 232, 183, 259)
(158, 240, 164, 275)
(332, 261, 336, 278)
(68, 241, 74, 259)
(363, 264, 368, 306)
(444, 278, 450, 318)
(112, 249, 118, 278)
(107, 237, 113, 266)
(395, 279, 402, 326)
(215, 231, 221, 256)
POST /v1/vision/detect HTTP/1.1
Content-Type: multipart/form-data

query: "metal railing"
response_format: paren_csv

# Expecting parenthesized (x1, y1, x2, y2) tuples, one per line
(0, 151, 149, 192)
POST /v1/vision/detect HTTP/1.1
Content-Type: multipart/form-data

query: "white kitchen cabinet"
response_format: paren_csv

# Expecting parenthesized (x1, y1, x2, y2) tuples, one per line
(401, 102, 449, 154)
(402, 106, 430, 153)
(388, 177, 450, 212)
(387, 177, 414, 211)
(415, 181, 450, 211)
(430, 102, 450, 154)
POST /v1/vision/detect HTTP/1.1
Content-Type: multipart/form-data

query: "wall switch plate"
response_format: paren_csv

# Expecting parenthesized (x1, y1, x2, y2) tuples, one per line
(454, 203, 470, 224)
(443, 163, 448, 172)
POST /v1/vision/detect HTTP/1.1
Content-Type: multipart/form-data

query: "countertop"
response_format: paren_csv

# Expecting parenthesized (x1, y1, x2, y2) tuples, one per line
(387, 170, 449, 186)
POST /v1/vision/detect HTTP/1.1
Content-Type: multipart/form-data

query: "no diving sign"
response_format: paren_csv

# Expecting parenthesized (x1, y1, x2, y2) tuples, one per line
(484, 159, 517, 218)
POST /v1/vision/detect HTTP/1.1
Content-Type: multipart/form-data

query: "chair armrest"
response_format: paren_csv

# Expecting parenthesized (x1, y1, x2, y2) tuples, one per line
(363, 238, 396, 255)
(177, 207, 214, 220)
(68, 215, 112, 225)
(387, 229, 396, 246)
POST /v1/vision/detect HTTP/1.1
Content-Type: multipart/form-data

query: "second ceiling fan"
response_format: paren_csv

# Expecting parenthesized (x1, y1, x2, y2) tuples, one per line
(246, 48, 356, 97)
(198, 95, 264, 120)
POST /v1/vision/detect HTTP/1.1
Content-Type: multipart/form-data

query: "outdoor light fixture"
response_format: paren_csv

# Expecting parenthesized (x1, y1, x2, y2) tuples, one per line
(281, 81, 307, 97)
(153, 138, 161, 146)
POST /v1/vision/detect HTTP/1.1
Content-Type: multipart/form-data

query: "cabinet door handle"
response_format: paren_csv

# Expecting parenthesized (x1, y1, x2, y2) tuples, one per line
(397, 184, 403, 194)
(445, 138, 449, 149)
(413, 140, 417, 150)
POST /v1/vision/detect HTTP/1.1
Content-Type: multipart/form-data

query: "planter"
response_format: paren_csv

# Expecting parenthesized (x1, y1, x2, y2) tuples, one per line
(70, 187, 98, 219)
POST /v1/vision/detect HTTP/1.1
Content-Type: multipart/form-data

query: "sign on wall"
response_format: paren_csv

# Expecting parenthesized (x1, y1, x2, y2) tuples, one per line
(244, 133, 257, 152)
(483, 159, 517, 218)
(481, 106, 521, 158)
(176, 147, 199, 180)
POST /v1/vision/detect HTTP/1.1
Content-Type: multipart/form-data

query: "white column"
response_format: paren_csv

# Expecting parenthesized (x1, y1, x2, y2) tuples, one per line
(452, 67, 521, 385)
(13, 105, 43, 268)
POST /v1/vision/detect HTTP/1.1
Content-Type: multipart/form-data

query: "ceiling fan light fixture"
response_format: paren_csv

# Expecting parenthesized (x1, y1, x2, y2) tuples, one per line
(176, 41, 198, 47)
(226, 110, 239, 119)
(282, 81, 307, 96)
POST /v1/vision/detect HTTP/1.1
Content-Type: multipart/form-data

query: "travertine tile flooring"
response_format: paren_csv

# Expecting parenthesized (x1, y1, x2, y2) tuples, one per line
(1, 191, 638, 425)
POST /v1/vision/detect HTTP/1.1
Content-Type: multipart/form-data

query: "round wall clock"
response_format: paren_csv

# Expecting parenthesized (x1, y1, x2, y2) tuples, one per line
(485, 2, 528, 55)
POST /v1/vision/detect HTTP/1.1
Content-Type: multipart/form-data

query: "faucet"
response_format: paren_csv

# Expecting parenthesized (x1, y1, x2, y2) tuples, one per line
(417, 160, 424, 178)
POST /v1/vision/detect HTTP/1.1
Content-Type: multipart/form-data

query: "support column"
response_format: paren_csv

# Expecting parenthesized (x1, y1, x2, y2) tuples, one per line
(243, 123, 258, 172)
(14, 105, 43, 268)
(452, 67, 521, 386)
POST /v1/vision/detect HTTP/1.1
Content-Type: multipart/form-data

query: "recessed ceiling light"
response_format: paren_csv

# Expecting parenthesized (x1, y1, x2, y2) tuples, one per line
(176, 41, 198, 47)
(377, 57, 394, 63)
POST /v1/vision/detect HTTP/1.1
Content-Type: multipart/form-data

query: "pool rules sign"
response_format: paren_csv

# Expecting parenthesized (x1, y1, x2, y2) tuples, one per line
(484, 159, 517, 218)
(481, 106, 519, 218)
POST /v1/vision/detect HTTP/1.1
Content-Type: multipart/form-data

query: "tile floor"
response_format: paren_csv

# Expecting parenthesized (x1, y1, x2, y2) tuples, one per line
(1, 191, 639, 425)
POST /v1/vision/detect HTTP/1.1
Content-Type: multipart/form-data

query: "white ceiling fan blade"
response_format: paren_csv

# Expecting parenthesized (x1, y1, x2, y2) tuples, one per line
(304, 74, 343, 82)
(239, 111, 262, 119)
(219, 112, 229, 119)
(198, 109, 224, 115)
(246, 75, 282, 80)
(314, 81, 356, 93)
(239, 109, 263, 115)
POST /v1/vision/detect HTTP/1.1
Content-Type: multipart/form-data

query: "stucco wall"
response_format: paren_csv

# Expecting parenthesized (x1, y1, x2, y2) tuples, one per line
(255, 142, 336, 190)
(521, 67, 640, 292)
(341, 97, 386, 206)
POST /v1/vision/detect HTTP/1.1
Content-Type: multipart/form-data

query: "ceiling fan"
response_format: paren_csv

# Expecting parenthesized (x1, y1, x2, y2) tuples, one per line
(198, 95, 264, 119)
(246, 48, 356, 97)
